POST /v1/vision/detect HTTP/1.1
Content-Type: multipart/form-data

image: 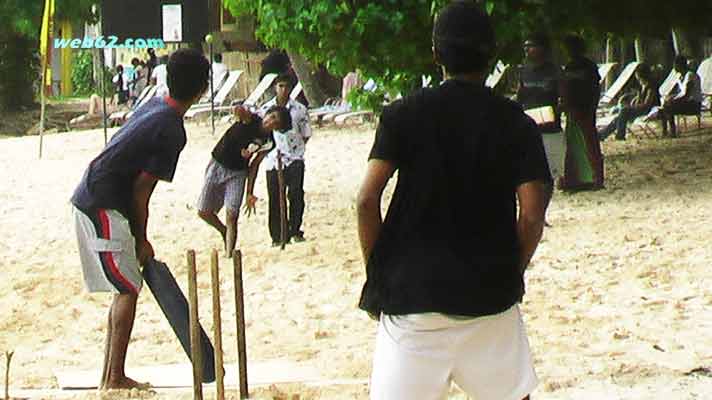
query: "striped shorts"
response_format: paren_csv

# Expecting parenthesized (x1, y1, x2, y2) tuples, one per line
(197, 158, 248, 213)
(73, 206, 142, 294)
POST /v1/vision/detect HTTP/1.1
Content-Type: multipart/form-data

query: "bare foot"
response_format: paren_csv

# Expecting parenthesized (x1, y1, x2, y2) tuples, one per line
(103, 376, 151, 390)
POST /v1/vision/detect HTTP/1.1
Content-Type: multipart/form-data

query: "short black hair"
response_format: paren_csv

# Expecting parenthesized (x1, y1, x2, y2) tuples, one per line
(274, 73, 293, 87)
(167, 49, 210, 101)
(636, 63, 652, 81)
(265, 105, 292, 131)
(432, 1, 495, 74)
(563, 34, 585, 56)
(214, 53, 223, 63)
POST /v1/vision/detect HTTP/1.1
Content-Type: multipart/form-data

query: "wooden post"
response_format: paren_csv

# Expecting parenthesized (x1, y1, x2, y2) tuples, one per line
(276, 150, 288, 250)
(4, 351, 13, 400)
(187, 250, 203, 400)
(232, 250, 249, 399)
(210, 249, 225, 400)
(605, 36, 615, 92)
(39, 69, 46, 159)
(209, 42, 215, 136)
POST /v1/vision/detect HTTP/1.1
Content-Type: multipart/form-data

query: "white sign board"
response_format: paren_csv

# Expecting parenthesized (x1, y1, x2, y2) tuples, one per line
(162, 4, 183, 42)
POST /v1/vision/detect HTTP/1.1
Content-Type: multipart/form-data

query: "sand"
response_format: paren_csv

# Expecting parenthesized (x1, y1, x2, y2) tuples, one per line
(1, 118, 711, 399)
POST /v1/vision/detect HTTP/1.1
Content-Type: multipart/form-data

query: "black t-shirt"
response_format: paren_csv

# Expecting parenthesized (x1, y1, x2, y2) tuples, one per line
(71, 97, 186, 219)
(562, 57, 600, 111)
(359, 79, 552, 318)
(517, 61, 561, 133)
(212, 117, 274, 171)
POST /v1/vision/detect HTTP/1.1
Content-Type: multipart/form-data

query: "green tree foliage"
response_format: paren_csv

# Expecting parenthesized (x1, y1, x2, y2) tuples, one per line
(71, 50, 94, 96)
(225, 0, 710, 111)
(0, 0, 98, 111)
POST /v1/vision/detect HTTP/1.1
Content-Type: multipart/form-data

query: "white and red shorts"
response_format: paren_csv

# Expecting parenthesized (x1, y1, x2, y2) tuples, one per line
(73, 206, 142, 294)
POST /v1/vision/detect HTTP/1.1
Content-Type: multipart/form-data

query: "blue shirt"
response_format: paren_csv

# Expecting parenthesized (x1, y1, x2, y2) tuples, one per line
(71, 97, 186, 219)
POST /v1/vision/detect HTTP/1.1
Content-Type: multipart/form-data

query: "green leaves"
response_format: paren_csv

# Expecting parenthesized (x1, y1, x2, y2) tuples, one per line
(223, 0, 711, 113)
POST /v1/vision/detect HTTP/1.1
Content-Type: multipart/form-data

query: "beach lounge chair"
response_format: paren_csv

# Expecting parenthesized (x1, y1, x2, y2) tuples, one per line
(184, 70, 244, 119)
(290, 82, 302, 100)
(239, 73, 279, 108)
(485, 60, 509, 89)
(697, 57, 712, 115)
(186, 73, 278, 120)
(597, 62, 617, 85)
(599, 62, 640, 107)
(108, 84, 157, 125)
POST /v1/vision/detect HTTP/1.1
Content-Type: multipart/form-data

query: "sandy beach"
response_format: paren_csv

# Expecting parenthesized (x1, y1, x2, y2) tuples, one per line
(1, 118, 711, 399)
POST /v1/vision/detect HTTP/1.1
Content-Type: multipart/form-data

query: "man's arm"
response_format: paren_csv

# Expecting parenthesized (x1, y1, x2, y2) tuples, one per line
(356, 159, 396, 264)
(246, 151, 267, 196)
(132, 171, 159, 265)
(243, 151, 268, 216)
(516, 180, 548, 272)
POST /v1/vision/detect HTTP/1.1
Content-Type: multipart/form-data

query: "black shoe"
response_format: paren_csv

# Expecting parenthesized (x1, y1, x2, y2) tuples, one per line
(271, 241, 280, 247)
(292, 234, 306, 243)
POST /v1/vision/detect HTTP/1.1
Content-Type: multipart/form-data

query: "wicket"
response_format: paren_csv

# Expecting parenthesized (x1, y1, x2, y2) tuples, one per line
(186, 249, 249, 400)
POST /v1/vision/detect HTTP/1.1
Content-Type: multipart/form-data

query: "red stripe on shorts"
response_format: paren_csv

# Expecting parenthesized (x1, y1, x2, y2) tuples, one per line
(98, 209, 138, 294)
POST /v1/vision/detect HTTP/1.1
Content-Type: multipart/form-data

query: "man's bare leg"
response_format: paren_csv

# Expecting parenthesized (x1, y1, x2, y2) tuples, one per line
(99, 308, 113, 389)
(224, 209, 239, 258)
(104, 293, 146, 389)
(198, 210, 227, 246)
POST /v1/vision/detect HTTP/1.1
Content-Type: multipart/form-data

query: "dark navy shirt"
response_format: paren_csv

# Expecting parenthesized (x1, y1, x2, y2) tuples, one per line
(517, 61, 562, 133)
(359, 79, 552, 318)
(71, 97, 186, 219)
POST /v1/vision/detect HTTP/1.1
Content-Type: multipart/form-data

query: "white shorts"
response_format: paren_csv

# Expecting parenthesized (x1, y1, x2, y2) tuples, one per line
(542, 131, 565, 179)
(73, 206, 142, 294)
(370, 306, 537, 400)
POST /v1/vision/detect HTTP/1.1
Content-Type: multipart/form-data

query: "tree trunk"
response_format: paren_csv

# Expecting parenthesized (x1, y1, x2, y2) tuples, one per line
(286, 50, 339, 106)
(634, 36, 648, 63)
(605, 36, 615, 91)
(619, 38, 629, 66)
(671, 28, 703, 61)
(0, 33, 37, 112)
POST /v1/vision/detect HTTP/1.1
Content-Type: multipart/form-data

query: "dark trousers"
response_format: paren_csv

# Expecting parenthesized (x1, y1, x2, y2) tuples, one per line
(266, 160, 305, 242)
(660, 100, 701, 136)
(599, 107, 646, 140)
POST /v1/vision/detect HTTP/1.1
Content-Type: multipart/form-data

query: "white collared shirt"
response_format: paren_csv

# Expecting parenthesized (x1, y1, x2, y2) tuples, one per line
(258, 97, 312, 171)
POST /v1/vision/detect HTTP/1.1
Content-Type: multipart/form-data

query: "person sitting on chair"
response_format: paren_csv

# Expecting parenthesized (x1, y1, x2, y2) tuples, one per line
(658, 55, 703, 137)
(598, 63, 659, 141)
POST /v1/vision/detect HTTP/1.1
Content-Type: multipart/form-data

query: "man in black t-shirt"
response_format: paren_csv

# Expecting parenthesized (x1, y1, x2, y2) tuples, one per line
(516, 33, 562, 223)
(197, 106, 291, 257)
(71, 49, 210, 390)
(356, 3, 551, 399)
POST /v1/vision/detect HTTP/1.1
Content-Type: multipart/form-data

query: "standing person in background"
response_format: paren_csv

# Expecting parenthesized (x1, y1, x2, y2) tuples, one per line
(129, 58, 148, 105)
(658, 55, 703, 137)
(258, 74, 312, 246)
(211, 53, 229, 92)
(357, 2, 550, 399)
(560, 34, 604, 191)
(145, 48, 158, 80)
(113, 65, 129, 105)
(151, 56, 169, 98)
(516, 32, 561, 221)
(71, 49, 210, 390)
